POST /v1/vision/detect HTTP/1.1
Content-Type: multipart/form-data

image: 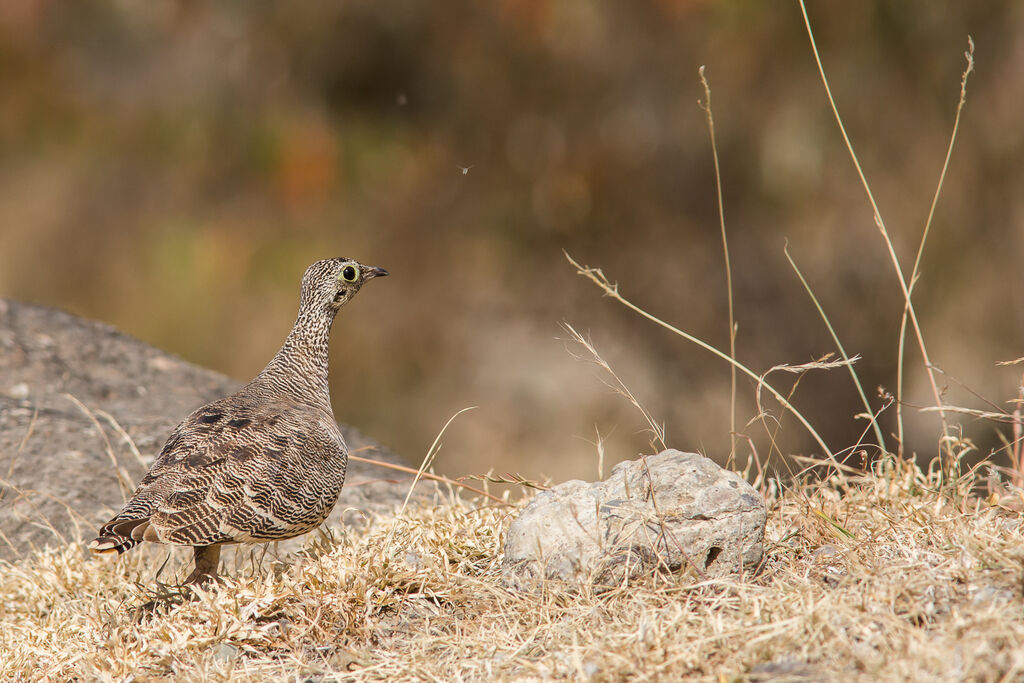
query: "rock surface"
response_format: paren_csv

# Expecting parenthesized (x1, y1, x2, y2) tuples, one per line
(0, 298, 421, 562)
(502, 449, 766, 588)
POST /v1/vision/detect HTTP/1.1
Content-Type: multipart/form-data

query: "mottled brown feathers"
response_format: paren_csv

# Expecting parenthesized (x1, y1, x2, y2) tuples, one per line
(88, 258, 388, 583)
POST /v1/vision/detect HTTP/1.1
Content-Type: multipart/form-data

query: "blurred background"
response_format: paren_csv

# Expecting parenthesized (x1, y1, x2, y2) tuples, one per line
(1, 1, 1022, 483)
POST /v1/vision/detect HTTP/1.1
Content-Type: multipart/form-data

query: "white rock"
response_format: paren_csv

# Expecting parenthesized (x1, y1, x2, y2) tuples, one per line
(502, 449, 766, 588)
(8, 382, 29, 399)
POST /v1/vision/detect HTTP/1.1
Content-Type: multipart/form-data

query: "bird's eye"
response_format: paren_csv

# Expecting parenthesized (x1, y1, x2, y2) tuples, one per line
(341, 265, 359, 282)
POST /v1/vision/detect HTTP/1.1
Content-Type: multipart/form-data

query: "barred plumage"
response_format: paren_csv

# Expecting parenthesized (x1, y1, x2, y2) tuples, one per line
(89, 258, 388, 584)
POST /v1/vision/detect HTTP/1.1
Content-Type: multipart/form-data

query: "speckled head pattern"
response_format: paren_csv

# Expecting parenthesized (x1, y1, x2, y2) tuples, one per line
(301, 257, 390, 314)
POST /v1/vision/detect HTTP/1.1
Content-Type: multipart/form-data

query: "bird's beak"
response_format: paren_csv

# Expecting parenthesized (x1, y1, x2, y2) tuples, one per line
(366, 266, 389, 279)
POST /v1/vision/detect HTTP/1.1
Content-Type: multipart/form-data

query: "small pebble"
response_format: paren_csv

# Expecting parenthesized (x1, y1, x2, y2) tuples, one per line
(811, 544, 838, 561)
(971, 586, 1014, 606)
(212, 643, 238, 663)
(404, 551, 423, 570)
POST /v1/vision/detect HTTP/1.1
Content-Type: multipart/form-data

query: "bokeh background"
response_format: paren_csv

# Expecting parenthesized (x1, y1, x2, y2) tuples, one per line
(1, 2, 1022, 483)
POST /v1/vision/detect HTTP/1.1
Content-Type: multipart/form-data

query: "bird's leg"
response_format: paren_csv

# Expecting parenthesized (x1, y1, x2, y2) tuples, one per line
(184, 544, 221, 586)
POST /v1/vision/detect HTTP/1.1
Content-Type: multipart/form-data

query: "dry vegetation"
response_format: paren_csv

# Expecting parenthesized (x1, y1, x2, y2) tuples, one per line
(2, 7, 1021, 683)
(2, 459, 1024, 681)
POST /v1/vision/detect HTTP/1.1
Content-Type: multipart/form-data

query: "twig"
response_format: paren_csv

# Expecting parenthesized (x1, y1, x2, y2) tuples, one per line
(460, 472, 550, 492)
(348, 452, 508, 506)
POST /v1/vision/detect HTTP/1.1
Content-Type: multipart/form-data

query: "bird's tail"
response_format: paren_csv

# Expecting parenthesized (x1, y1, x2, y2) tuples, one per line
(88, 517, 149, 554)
(88, 535, 133, 555)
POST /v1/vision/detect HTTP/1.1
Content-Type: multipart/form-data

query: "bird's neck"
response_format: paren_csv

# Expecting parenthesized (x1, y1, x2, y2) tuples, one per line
(253, 305, 336, 411)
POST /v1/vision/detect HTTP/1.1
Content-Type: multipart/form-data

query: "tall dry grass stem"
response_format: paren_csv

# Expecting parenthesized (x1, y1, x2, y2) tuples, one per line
(561, 322, 667, 453)
(895, 36, 975, 461)
(698, 66, 738, 467)
(64, 393, 133, 502)
(395, 406, 477, 518)
(382, 405, 478, 555)
(784, 242, 886, 452)
(565, 251, 851, 477)
(797, 0, 953, 463)
(1013, 379, 1024, 488)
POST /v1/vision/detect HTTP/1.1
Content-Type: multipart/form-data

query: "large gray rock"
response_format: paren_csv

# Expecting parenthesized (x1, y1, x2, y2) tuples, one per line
(0, 298, 419, 562)
(502, 449, 766, 588)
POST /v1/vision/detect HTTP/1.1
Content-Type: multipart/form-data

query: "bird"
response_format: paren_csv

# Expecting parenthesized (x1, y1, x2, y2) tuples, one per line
(89, 257, 388, 585)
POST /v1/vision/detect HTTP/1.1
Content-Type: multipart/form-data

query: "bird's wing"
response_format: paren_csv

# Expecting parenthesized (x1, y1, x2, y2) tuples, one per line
(91, 397, 347, 552)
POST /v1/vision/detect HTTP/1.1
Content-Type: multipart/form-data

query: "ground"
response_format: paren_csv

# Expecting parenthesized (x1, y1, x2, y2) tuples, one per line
(2, 456, 1022, 681)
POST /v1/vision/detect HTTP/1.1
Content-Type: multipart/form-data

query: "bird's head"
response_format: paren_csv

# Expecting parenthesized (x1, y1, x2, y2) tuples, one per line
(300, 257, 389, 314)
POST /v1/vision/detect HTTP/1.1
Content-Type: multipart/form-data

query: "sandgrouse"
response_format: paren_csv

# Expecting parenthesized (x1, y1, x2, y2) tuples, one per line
(89, 257, 388, 585)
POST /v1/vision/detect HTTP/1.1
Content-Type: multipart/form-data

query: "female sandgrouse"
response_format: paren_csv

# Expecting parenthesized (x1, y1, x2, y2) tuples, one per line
(89, 257, 388, 585)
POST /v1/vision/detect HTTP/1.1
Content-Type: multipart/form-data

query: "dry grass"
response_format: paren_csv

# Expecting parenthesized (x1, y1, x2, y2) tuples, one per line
(1, 459, 1023, 681)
